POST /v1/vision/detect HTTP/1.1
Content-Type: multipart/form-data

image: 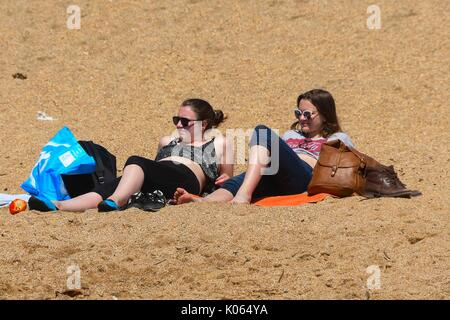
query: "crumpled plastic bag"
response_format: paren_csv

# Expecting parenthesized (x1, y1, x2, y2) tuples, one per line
(21, 126, 96, 201)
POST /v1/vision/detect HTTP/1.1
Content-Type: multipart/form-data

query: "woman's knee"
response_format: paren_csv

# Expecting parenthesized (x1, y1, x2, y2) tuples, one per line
(254, 124, 271, 132)
(124, 155, 147, 167)
(251, 125, 275, 149)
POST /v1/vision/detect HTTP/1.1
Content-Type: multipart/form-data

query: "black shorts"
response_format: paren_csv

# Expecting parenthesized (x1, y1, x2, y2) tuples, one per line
(92, 156, 201, 200)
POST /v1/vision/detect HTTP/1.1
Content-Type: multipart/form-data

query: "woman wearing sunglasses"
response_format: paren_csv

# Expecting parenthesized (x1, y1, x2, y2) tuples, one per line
(29, 98, 233, 212)
(174, 89, 353, 204)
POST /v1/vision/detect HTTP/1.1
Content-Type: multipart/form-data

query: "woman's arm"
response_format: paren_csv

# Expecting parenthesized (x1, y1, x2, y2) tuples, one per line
(157, 136, 173, 151)
(214, 135, 234, 186)
(298, 154, 317, 168)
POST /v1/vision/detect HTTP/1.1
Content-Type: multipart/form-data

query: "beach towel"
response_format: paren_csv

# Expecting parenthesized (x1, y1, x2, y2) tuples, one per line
(252, 193, 329, 207)
(188, 192, 330, 207)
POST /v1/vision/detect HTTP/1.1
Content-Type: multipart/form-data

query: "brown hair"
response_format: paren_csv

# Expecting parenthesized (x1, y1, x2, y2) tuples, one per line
(290, 89, 342, 138)
(181, 98, 225, 130)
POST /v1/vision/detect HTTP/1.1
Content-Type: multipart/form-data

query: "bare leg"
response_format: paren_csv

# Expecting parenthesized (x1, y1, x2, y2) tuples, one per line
(54, 192, 103, 212)
(107, 164, 145, 206)
(174, 188, 233, 204)
(49, 164, 145, 212)
(205, 188, 234, 202)
(232, 145, 269, 204)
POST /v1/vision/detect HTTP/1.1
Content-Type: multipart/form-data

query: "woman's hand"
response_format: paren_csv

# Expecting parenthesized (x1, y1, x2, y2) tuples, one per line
(215, 173, 231, 186)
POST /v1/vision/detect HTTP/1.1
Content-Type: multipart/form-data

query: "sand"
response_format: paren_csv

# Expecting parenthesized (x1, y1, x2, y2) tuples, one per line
(0, 0, 449, 299)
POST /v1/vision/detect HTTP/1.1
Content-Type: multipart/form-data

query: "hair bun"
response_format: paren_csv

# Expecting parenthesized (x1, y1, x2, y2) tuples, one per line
(213, 110, 225, 127)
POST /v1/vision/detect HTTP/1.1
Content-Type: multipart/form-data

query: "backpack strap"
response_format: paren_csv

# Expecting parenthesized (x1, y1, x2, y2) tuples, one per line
(82, 141, 106, 185)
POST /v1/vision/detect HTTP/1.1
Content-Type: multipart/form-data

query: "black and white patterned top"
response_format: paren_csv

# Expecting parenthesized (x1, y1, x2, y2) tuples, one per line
(155, 138, 219, 191)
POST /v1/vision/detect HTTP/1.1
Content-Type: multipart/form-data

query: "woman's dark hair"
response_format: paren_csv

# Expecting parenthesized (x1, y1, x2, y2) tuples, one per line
(181, 98, 225, 130)
(290, 89, 342, 138)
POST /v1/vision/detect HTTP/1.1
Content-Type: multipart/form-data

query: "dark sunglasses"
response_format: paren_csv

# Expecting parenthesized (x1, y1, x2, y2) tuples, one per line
(172, 116, 199, 127)
(294, 109, 316, 120)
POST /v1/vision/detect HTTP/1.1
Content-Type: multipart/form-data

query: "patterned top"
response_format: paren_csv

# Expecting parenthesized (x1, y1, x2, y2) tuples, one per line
(282, 130, 354, 159)
(155, 138, 219, 190)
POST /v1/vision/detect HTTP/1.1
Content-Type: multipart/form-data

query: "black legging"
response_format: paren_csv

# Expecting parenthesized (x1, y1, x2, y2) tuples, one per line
(92, 156, 201, 200)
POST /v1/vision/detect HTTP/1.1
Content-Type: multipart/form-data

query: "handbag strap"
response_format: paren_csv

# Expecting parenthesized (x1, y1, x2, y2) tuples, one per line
(331, 147, 343, 177)
(330, 141, 367, 176)
(349, 146, 367, 170)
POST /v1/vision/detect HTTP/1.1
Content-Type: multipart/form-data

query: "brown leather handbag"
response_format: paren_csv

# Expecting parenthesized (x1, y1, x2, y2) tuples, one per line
(307, 140, 367, 197)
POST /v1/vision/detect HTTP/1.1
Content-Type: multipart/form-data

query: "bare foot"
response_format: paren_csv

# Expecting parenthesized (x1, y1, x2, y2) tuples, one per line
(231, 193, 251, 204)
(173, 188, 202, 205)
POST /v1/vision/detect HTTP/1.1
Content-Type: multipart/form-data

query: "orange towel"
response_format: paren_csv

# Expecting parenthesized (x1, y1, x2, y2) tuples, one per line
(189, 192, 330, 207)
(252, 193, 330, 207)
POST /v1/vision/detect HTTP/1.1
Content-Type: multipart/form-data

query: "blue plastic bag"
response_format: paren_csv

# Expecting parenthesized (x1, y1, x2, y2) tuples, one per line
(21, 127, 96, 201)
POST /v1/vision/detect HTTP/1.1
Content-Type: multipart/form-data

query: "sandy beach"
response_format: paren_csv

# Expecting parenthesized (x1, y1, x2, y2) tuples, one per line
(0, 0, 449, 299)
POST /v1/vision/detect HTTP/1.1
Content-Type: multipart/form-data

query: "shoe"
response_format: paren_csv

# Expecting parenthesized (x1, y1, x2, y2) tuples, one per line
(363, 165, 422, 198)
(28, 196, 58, 212)
(126, 192, 145, 210)
(142, 190, 166, 212)
(98, 199, 120, 212)
(126, 190, 166, 212)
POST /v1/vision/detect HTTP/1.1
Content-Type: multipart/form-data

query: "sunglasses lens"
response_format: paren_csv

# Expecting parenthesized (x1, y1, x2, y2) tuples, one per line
(173, 117, 191, 127)
(304, 111, 312, 119)
(296, 110, 313, 119)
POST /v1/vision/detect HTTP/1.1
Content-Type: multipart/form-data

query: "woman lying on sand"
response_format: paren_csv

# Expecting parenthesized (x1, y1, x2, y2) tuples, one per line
(174, 89, 353, 204)
(29, 99, 233, 212)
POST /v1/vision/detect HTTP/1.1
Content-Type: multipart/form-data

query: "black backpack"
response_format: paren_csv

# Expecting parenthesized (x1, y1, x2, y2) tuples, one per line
(61, 141, 117, 198)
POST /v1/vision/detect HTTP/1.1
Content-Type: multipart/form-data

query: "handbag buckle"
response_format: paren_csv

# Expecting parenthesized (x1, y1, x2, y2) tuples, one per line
(331, 165, 337, 177)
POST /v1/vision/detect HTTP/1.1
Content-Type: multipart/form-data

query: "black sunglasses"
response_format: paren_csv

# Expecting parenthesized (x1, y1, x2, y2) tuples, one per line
(172, 116, 199, 127)
(294, 109, 315, 120)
